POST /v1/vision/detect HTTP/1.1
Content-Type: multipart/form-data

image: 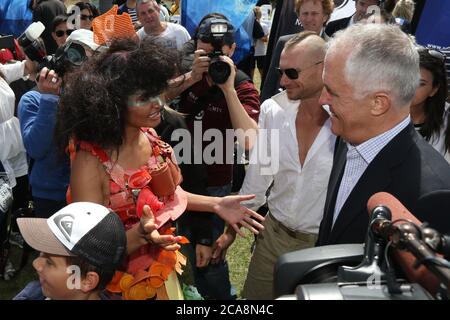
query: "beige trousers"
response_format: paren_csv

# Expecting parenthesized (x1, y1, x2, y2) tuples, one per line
(243, 213, 318, 300)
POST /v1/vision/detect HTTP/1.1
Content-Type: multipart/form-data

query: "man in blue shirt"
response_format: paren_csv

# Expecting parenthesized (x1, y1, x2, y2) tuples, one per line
(18, 29, 99, 218)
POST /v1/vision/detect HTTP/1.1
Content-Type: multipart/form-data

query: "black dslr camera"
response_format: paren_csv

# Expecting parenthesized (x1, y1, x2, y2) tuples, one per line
(39, 41, 87, 78)
(197, 18, 235, 84)
(18, 22, 86, 78)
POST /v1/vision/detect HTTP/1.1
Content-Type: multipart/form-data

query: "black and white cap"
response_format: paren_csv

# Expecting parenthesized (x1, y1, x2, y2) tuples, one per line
(18, 202, 126, 271)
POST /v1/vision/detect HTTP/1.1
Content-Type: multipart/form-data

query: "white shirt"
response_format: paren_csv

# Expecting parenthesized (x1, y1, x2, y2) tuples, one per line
(332, 116, 411, 226)
(254, 20, 269, 57)
(240, 91, 336, 234)
(0, 61, 29, 187)
(136, 22, 191, 50)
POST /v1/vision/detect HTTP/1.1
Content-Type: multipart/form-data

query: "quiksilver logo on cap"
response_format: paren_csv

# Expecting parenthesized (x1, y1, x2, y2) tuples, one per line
(53, 214, 75, 242)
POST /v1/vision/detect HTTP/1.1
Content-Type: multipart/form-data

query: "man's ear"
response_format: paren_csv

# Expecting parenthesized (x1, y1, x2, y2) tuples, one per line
(51, 32, 57, 42)
(370, 92, 391, 116)
(80, 271, 100, 293)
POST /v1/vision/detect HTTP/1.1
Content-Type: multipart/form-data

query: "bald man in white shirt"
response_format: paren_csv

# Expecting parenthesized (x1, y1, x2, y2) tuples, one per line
(212, 32, 336, 300)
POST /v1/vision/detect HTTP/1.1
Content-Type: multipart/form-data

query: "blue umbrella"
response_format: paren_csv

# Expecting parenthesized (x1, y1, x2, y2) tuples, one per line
(0, 0, 33, 38)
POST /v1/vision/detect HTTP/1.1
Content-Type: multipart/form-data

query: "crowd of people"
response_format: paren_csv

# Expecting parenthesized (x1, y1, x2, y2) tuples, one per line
(1, 0, 450, 300)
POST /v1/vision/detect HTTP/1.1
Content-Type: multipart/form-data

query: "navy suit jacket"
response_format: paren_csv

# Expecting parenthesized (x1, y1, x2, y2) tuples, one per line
(317, 124, 450, 246)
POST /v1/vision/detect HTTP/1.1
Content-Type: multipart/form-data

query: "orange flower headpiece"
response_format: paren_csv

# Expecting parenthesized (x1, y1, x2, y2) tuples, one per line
(92, 5, 137, 46)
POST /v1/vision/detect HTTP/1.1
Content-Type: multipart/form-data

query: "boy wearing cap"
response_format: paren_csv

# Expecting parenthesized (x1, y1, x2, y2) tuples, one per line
(15, 202, 126, 300)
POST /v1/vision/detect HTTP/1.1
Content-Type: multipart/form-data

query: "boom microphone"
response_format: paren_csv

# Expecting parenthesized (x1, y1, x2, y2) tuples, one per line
(367, 192, 450, 295)
(367, 192, 421, 226)
(369, 205, 392, 239)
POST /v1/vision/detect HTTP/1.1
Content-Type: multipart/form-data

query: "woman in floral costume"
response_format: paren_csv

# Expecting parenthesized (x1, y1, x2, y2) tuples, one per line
(55, 38, 264, 299)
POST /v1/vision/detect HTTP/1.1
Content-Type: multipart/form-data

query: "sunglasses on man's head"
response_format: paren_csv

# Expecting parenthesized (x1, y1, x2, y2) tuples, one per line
(419, 47, 445, 63)
(426, 49, 445, 62)
(80, 14, 94, 21)
(276, 61, 323, 80)
(55, 29, 74, 37)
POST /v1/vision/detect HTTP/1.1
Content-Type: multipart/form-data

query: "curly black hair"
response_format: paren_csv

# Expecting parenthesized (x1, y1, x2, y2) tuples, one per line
(56, 37, 180, 152)
(417, 48, 450, 153)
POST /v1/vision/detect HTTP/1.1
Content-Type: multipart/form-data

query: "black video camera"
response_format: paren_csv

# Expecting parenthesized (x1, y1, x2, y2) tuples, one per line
(38, 41, 87, 78)
(197, 18, 235, 84)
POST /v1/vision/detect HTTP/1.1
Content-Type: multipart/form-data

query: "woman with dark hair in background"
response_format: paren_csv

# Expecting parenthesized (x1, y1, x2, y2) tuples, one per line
(85, 1, 100, 18)
(411, 48, 450, 163)
(69, 1, 95, 30)
(56, 38, 264, 299)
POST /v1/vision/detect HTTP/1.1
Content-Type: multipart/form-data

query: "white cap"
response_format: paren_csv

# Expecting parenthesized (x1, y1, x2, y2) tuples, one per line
(18, 202, 127, 270)
(47, 202, 109, 251)
(66, 29, 100, 51)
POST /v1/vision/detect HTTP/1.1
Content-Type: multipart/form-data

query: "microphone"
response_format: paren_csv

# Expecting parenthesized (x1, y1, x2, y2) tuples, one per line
(369, 205, 392, 240)
(337, 195, 394, 283)
(367, 192, 421, 226)
(367, 192, 450, 295)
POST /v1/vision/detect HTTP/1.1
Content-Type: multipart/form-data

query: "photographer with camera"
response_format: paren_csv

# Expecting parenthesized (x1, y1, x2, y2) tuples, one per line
(18, 29, 100, 219)
(166, 17, 260, 300)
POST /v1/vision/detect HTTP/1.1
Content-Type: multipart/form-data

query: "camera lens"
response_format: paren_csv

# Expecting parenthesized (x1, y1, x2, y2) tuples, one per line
(65, 46, 84, 65)
(208, 57, 231, 84)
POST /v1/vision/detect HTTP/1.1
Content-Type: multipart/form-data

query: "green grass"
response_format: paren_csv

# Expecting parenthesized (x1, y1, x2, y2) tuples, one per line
(0, 247, 39, 300)
(228, 229, 254, 298)
(177, 228, 254, 299)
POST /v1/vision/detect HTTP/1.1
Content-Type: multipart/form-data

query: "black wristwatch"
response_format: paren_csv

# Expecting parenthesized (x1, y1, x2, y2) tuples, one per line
(197, 238, 213, 246)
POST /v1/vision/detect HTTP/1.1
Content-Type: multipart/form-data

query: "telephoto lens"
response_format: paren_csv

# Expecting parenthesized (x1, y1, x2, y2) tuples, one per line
(208, 53, 231, 84)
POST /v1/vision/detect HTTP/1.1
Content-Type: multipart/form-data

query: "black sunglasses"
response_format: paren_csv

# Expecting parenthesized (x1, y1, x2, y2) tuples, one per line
(276, 61, 323, 80)
(55, 29, 74, 37)
(80, 14, 94, 21)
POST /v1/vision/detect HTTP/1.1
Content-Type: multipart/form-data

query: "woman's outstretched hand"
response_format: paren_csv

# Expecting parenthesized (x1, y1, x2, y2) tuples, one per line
(140, 205, 181, 251)
(213, 194, 265, 237)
